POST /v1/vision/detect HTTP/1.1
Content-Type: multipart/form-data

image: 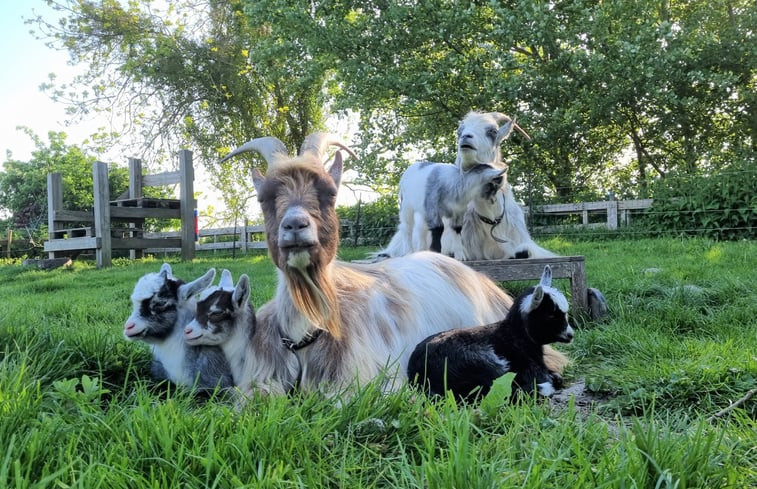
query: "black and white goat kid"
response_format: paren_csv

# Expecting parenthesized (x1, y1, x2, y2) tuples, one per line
(407, 265, 574, 403)
(123, 263, 233, 391)
(184, 270, 299, 400)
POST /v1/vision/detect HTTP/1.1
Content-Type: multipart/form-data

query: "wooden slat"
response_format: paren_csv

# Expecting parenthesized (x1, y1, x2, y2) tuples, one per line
(51, 209, 93, 222)
(43, 237, 100, 252)
(465, 256, 588, 314)
(109, 206, 181, 219)
(143, 171, 181, 187)
(111, 237, 182, 250)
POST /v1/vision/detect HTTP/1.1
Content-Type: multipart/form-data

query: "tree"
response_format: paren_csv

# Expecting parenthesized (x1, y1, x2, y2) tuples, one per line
(0, 129, 128, 245)
(31, 0, 329, 224)
(244, 0, 755, 200)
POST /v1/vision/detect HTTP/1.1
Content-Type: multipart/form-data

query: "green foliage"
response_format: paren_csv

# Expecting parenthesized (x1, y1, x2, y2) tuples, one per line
(337, 194, 399, 247)
(642, 163, 757, 240)
(33, 0, 327, 223)
(0, 130, 128, 251)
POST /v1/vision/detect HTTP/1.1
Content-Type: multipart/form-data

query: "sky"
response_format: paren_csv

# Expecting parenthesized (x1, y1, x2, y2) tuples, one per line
(0, 1, 377, 222)
(0, 1, 102, 162)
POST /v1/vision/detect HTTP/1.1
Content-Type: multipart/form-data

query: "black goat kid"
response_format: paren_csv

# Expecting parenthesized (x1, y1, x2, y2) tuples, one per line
(407, 265, 574, 403)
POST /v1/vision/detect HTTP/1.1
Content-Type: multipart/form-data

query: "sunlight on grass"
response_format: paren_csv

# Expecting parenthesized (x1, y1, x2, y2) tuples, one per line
(0, 238, 755, 487)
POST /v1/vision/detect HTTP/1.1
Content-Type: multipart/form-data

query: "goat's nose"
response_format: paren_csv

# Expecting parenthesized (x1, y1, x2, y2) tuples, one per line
(124, 321, 135, 330)
(282, 214, 310, 231)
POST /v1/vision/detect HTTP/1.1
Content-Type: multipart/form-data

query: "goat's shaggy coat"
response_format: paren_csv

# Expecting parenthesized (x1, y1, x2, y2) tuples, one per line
(446, 180, 557, 260)
(123, 264, 233, 390)
(220, 133, 568, 397)
(377, 111, 524, 258)
(184, 270, 298, 398)
(407, 266, 573, 403)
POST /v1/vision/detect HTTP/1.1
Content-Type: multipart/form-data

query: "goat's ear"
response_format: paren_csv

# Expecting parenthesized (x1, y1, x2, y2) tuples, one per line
(252, 168, 265, 194)
(540, 265, 553, 287)
(219, 269, 234, 290)
(180, 268, 216, 301)
(328, 151, 343, 188)
(159, 263, 173, 279)
(526, 285, 545, 313)
(232, 274, 251, 310)
(495, 119, 516, 145)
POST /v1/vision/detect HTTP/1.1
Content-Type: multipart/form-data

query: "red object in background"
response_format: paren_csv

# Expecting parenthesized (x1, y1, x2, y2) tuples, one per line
(194, 210, 199, 241)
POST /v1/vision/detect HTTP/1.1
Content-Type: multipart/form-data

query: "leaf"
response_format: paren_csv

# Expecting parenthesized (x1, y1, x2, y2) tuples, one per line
(480, 372, 516, 417)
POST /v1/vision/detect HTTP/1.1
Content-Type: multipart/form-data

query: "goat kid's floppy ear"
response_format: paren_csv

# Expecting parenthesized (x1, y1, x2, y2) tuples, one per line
(233, 274, 251, 310)
(252, 168, 265, 194)
(159, 262, 173, 279)
(540, 265, 553, 288)
(219, 269, 234, 290)
(180, 268, 216, 302)
(528, 285, 545, 313)
(328, 151, 344, 189)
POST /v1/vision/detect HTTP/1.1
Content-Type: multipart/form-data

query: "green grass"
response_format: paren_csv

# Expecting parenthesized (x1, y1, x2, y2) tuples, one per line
(1, 238, 755, 488)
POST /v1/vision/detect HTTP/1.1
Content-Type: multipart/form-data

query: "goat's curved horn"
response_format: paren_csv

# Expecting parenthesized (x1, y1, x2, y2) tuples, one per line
(218, 137, 291, 167)
(298, 132, 358, 162)
(489, 112, 532, 141)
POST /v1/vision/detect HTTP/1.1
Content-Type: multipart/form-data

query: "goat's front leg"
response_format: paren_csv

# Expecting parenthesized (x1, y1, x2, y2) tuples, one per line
(429, 226, 444, 253)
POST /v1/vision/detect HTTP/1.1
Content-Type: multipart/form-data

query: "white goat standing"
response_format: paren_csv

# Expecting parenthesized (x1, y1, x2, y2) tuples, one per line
(376, 111, 528, 258)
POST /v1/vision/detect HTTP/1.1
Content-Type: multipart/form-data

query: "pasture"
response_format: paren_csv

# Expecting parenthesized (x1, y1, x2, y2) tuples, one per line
(1, 237, 755, 488)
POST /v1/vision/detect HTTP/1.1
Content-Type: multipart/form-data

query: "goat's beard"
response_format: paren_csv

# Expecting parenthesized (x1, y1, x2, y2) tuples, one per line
(284, 257, 342, 340)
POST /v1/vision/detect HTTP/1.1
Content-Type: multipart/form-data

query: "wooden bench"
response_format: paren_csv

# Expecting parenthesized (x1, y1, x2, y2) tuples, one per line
(464, 256, 589, 316)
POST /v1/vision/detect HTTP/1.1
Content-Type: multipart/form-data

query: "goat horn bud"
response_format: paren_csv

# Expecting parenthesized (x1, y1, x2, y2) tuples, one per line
(299, 132, 358, 163)
(218, 137, 291, 168)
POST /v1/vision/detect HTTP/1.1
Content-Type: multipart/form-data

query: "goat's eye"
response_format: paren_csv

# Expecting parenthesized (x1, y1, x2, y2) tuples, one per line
(486, 128, 498, 140)
(208, 311, 226, 323)
(151, 301, 174, 313)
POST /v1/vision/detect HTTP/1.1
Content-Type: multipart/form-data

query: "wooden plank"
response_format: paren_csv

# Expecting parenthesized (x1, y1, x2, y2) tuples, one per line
(47, 173, 63, 259)
(43, 237, 100, 252)
(93, 162, 111, 268)
(112, 237, 182, 249)
(51, 209, 93, 222)
(110, 207, 181, 219)
(618, 198, 654, 210)
(143, 171, 181, 187)
(465, 256, 585, 281)
(179, 150, 195, 261)
(464, 256, 588, 315)
(128, 158, 143, 199)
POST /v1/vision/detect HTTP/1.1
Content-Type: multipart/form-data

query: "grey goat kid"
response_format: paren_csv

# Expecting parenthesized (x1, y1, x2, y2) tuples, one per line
(123, 263, 233, 391)
(184, 270, 299, 400)
(376, 111, 526, 257)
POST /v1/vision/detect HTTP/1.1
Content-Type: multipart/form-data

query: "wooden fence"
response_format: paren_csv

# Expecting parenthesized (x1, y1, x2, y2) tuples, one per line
(527, 198, 654, 231)
(142, 198, 654, 255)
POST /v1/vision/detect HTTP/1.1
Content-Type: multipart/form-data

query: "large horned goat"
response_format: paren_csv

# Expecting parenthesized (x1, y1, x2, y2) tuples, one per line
(219, 133, 568, 397)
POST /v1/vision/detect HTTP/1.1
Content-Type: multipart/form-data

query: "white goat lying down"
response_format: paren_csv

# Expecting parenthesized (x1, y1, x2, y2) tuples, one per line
(376, 111, 529, 258)
(443, 179, 557, 260)
(218, 132, 569, 399)
(123, 264, 233, 391)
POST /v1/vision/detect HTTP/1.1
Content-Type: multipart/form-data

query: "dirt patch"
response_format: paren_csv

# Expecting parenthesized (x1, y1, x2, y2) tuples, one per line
(551, 379, 609, 416)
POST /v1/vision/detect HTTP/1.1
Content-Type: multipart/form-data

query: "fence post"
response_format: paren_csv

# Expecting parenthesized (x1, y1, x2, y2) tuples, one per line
(47, 173, 64, 259)
(607, 193, 618, 230)
(5, 229, 11, 258)
(179, 150, 195, 261)
(93, 161, 112, 268)
(353, 197, 362, 247)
